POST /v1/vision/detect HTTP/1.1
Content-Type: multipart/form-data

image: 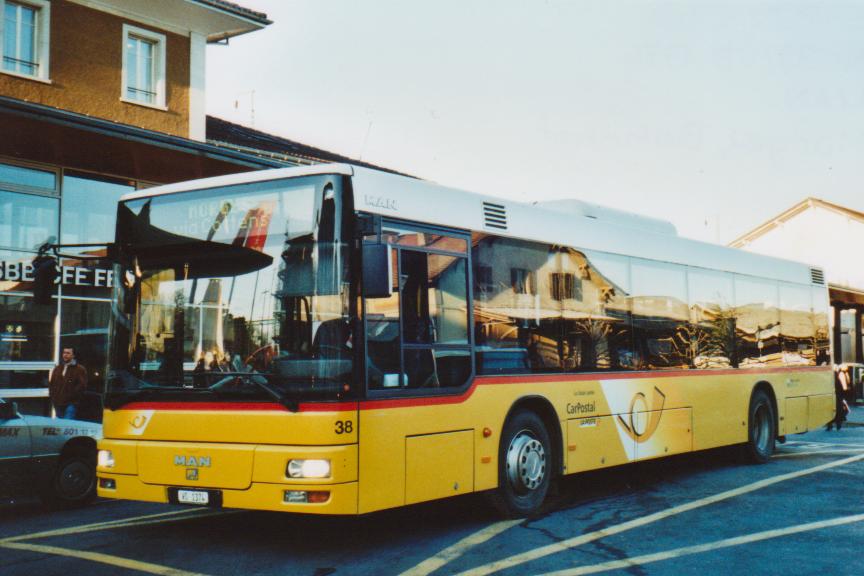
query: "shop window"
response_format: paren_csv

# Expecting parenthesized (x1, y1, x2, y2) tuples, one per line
(0, 161, 56, 192)
(0, 191, 57, 252)
(1, 0, 51, 81)
(0, 369, 47, 390)
(0, 294, 55, 362)
(122, 24, 166, 108)
(61, 172, 134, 246)
(60, 299, 110, 393)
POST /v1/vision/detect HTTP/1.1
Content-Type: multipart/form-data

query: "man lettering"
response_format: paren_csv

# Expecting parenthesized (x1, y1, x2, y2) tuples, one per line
(49, 347, 88, 421)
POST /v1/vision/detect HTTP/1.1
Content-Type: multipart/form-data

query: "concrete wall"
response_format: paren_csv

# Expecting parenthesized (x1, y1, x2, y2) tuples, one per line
(0, 0, 190, 137)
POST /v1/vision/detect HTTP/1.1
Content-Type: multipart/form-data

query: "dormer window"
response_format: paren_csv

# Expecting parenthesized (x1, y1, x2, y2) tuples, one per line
(121, 24, 166, 109)
(1, 0, 50, 81)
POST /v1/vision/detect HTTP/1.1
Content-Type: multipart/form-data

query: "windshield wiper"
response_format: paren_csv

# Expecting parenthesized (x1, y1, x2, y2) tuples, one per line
(208, 372, 299, 412)
(104, 387, 213, 410)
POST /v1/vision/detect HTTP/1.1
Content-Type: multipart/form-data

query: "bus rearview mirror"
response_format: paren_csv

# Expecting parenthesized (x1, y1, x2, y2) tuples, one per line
(362, 244, 392, 299)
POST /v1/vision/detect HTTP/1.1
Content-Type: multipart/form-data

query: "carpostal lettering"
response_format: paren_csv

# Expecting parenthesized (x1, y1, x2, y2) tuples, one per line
(567, 401, 596, 415)
(0, 261, 113, 288)
(0, 428, 20, 437)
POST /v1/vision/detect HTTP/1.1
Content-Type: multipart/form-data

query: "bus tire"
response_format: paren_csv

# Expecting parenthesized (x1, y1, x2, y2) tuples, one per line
(743, 389, 775, 464)
(489, 410, 552, 518)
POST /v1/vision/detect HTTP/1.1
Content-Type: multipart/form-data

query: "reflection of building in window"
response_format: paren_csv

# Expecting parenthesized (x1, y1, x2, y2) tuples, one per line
(474, 235, 631, 373)
(473, 232, 828, 375)
(551, 273, 582, 301)
(476, 266, 494, 294)
(510, 268, 535, 295)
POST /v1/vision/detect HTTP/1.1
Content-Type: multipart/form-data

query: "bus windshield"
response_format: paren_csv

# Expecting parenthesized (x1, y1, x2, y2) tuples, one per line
(107, 175, 354, 406)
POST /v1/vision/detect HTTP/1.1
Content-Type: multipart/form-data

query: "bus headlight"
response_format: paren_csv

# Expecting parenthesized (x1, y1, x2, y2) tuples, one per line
(286, 459, 331, 479)
(98, 450, 115, 468)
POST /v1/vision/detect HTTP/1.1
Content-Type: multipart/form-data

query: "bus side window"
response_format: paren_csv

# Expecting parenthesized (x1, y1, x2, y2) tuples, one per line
(364, 229, 472, 391)
(366, 248, 401, 389)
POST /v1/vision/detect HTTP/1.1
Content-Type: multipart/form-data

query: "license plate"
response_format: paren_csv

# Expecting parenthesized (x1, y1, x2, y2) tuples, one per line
(177, 489, 209, 505)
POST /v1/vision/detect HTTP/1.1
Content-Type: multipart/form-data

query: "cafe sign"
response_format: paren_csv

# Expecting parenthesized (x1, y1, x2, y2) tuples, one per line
(0, 260, 114, 288)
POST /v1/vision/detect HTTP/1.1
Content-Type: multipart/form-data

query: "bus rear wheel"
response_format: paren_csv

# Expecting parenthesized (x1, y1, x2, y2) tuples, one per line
(489, 410, 552, 518)
(743, 389, 776, 464)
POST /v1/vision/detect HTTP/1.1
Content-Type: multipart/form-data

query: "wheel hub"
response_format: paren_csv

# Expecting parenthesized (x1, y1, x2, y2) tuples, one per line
(506, 430, 546, 494)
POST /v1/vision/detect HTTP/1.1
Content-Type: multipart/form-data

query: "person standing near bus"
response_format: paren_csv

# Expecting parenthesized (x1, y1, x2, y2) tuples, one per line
(827, 366, 850, 431)
(49, 347, 88, 420)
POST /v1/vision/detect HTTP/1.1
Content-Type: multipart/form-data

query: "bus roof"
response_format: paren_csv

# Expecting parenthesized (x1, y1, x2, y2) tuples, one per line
(122, 163, 821, 286)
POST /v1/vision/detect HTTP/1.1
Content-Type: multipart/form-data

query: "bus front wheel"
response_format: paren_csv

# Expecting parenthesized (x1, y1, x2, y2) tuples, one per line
(744, 389, 776, 464)
(489, 410, 552, 517)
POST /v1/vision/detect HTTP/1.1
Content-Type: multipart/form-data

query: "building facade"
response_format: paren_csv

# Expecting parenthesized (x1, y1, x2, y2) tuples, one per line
(730, 197, 861, 365)
(0, 0, 277, 414)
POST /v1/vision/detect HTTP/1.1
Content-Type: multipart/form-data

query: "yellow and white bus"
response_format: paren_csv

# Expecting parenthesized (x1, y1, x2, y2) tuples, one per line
(96, 164, 834, 517)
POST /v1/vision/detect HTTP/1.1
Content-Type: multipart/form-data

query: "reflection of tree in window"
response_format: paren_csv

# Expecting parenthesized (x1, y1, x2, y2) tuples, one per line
(734, 276, 781, 367)
(630, 260, 689, 370)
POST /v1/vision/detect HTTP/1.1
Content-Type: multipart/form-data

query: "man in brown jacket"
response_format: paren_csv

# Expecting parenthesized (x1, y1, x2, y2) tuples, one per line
(49, 347, 88, 420)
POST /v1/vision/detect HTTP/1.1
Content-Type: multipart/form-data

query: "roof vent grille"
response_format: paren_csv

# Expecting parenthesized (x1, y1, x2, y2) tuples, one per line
(810, 268, 825, 285)
(483, 202, 508, 230)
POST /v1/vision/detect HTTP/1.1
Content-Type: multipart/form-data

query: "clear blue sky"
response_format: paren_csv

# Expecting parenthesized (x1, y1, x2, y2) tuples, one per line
(207, 1, 864, 244)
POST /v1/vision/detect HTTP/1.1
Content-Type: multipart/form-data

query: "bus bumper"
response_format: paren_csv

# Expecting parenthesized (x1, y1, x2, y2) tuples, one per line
(97, 475, 359, 514)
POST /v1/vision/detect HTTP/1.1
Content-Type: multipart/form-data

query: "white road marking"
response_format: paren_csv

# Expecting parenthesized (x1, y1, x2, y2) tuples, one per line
(540, 512, 864, 576)
(456, 452, 864, 576)
(774, 449, 864, 459)
(0, 540, 212, 576)
(398, 520, 522, 576)
(0, 508, 223, 543)
(1, 507, 240, 575)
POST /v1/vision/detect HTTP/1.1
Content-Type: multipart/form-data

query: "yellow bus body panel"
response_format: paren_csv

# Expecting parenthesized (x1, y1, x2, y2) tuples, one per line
(102, 406, 358, 445)
(100, 367, 834, 515)
(404, 430, 474, 505)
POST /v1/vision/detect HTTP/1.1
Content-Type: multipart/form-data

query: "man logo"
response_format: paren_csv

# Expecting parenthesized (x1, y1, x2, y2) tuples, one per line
(186, 468, 199, 481)
(174, 455, 211, 467)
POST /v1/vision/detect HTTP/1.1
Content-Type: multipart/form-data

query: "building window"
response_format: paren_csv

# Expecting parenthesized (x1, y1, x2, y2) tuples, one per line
(61, 172, 134, 246)
(0, 0, 50, 81)
(0, 160, 59, 252)
(122, 24, 166, 108)
(510, 268, 536, 295)
(551, 272, 582, 301)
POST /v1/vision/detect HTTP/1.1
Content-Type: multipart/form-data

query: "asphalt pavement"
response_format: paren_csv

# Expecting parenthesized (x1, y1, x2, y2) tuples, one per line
(842, 400, 863, 427)
(3, 423, 864, 576)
